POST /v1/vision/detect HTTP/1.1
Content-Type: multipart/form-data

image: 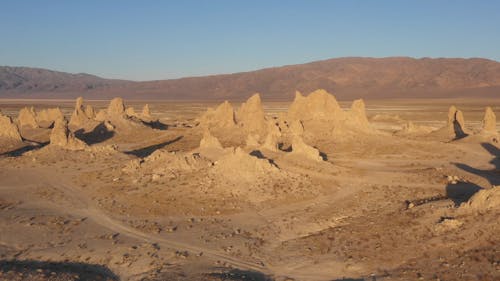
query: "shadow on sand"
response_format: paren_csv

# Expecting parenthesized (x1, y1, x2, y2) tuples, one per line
(0, 141, 49, 157)
(141, 119, 168, 130)
(125, 136, 183, 158)
(74, 122, 115, 145)
(0, 259, 119, 281)
(208, 268, 272, 281)
(447, 142, 500, 205)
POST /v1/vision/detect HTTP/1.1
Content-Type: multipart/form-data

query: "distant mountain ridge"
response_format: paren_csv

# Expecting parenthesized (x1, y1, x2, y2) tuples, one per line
(1, 57, 499, 100)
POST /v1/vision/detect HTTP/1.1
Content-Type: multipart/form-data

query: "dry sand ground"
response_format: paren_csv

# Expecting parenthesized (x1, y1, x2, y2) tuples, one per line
(0, 98, 499, 281)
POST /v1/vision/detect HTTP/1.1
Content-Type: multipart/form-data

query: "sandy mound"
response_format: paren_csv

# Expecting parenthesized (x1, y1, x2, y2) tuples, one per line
(198, 101, 236, 129)
(0, 110, 22, 141)
(49, 118, 87, 150)
(481, 107, 497, 134)
(211, 147, 280, 182)
(289, 135, 323, 161)
(123, 150, 211, 179)
(462, 186, 500, 211)
(236, 93, 267, 137)
(17, 107, 39, 128)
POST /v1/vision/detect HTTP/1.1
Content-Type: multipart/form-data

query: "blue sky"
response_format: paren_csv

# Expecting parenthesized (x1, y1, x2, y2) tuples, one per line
(1, 0, 499, 80)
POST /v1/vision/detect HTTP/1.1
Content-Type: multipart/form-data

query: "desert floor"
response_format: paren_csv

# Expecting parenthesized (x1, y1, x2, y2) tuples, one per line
(0, 98, 498, 281)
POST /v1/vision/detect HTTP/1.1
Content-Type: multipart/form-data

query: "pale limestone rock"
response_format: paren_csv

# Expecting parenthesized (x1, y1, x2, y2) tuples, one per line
(0, 110, 22, 141)
(18, 107, 38, 128)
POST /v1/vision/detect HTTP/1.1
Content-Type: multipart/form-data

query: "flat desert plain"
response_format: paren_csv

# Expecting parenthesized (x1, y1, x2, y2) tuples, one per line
(0, 93, 499, 281)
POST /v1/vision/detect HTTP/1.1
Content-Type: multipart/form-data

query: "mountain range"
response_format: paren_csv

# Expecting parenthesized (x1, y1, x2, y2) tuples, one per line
(1, 57, 499, 100)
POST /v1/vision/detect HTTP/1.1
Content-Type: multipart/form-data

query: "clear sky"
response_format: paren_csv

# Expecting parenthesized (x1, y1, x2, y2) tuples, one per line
(1, 0, 499, 81)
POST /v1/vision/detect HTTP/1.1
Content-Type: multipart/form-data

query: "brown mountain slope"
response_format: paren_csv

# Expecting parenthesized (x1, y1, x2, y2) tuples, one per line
(1, 57, 499, 100)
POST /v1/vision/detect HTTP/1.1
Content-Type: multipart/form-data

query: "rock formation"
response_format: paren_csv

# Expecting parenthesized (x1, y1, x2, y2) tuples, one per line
(289, 120, 304, 136)
(36, 108, 64, 128)
(69, 97, 93, 128)
(107, 97, 126, 117)
(261, 120, 281, 152)
(85, 105, 95, 119)
(290, 135, 323, 161)
(236, 93, 267, 137)
(50, 118, 87, 150)
(95, 109, 107, 122)
(18, 107, 38, 128)
(397, 121, 434, 136)
(447, 106, 468, 138)
(125, 107, 137, 118)
(347, 99, 370, 130)
(142, 104, 152, 119)
(288, 90, 345, 122)
(463, 186, 499, 211)
(245, 134, 260, 147)
(481, 107, 497, 134)
(198, 101, 236, 129)
(0, 110, 22, 141)
(212, 147, 280, 182)
(199, 130, 223, 150)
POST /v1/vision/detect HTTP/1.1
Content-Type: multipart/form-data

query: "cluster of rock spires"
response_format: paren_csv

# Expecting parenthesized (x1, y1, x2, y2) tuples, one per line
(198, 89, 373, 162)
(0, 97, 156, 150)
(427, 105, 498, 141)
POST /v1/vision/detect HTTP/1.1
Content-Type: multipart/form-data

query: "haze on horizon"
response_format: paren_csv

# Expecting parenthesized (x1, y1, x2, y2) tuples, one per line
(1, 0, 499, 81)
